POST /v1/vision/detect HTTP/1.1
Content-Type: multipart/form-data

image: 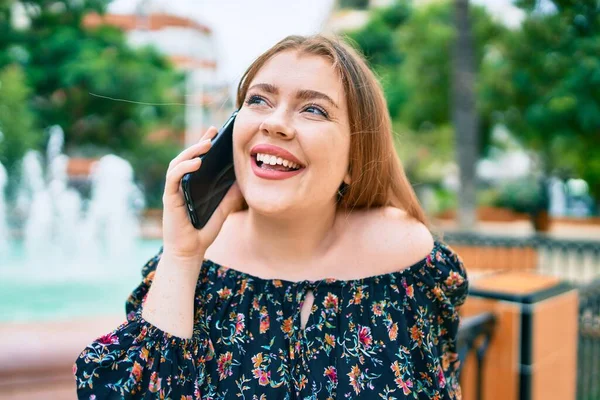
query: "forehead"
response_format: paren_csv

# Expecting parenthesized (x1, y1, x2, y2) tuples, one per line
(249, 50, 345, 104)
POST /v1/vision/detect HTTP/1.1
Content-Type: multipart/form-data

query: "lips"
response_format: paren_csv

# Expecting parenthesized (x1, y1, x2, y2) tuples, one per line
(249, 144, 305, 180)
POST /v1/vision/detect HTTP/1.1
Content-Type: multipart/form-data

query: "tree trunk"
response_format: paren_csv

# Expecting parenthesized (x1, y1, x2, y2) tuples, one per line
(452, 0, 479, 230)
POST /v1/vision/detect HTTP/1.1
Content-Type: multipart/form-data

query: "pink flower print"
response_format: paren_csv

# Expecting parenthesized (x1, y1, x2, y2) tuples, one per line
(252, 368, 271, 386)
(402, 278, 415, 299)
(148, 371, 161, 393)
(235, 313, 245, 335)
(358, 326, 373, 349)
(97, 332, 119, 346)
(437, 366, 447, 388)
(217, 352, 234, 381)
(394, 377, 413, 395)
(324, 366, 337, 383)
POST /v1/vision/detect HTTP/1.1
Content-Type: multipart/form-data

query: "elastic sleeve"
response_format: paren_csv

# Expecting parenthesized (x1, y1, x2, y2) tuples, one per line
(73, 248, 213, 399)
(414, 241, 469, 395)
(422, 241, 469, 309)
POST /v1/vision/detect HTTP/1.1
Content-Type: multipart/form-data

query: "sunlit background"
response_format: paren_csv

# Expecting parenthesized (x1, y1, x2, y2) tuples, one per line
(0, 0, 598, 399)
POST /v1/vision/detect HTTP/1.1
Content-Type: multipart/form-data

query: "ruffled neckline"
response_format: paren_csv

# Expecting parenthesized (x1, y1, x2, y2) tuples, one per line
(202, 240, 445, 288)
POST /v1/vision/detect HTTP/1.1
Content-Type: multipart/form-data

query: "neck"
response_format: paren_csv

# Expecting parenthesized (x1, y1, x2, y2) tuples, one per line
(244, 202, 339, 269)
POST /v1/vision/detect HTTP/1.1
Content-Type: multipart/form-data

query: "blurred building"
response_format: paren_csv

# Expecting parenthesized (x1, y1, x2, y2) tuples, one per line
(83, 5, 233, 148)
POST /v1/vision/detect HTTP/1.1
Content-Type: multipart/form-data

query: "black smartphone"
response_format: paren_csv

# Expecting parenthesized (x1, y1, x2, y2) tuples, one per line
(181, 110, 238, 229)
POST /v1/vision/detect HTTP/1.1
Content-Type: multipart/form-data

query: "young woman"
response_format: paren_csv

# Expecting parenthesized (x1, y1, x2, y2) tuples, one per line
(74, 34, 468, 399)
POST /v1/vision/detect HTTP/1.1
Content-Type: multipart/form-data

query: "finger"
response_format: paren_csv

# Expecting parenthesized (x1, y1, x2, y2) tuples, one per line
(168, 140, 212, 172)
(200, 126, 219, 142)
(164, 158, 202, 197)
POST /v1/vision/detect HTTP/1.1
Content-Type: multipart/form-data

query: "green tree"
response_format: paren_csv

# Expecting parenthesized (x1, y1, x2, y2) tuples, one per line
(0, 2, 185, 154)
(345, 2, 411, 117)
(0, 65, 42, 177)
(397, 1, 505, 145)
(346, 1, 505, 221)
(484, 0, 600, 204)
(0, 0, 186, 207)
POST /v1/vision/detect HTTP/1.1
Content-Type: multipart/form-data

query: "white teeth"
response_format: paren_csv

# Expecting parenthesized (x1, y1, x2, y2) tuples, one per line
(255, 153, 301, 169)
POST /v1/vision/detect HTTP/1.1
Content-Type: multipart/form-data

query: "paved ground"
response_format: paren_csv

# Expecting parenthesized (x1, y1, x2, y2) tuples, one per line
(0, 315, 124, 399)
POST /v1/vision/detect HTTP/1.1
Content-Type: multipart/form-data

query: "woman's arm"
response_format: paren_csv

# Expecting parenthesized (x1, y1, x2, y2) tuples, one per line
(141, 252, 204, 339)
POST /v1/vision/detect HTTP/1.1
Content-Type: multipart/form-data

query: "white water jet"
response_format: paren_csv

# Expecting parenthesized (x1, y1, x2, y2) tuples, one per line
(81, 155, 145, 260)
(3, 125, 145, 269)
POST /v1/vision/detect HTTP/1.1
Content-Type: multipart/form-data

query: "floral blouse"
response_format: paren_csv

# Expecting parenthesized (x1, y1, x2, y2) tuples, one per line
(74, 240, 468, 399)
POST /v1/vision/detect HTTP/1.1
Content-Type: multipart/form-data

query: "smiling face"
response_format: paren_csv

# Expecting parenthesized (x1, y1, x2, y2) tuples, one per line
(232, 50, 351, 216)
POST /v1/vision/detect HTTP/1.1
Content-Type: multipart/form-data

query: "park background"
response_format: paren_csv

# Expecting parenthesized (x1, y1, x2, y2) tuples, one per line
(0, 0, 598, 399)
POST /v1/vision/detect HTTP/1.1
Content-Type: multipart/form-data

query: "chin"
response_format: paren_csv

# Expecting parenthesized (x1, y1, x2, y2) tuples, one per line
(243, 188, 299, 216)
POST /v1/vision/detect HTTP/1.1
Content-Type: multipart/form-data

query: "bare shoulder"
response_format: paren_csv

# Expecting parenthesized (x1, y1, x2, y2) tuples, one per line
(348, 206, 435, 272)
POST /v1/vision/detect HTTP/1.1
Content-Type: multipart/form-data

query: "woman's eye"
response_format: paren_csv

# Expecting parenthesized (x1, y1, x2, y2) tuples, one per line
(304, 104, 328, 118)
(245, 95, 267, 106)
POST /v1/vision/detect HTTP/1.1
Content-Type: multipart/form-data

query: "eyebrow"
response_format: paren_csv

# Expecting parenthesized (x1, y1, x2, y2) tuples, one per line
(247, 83, 339, 109)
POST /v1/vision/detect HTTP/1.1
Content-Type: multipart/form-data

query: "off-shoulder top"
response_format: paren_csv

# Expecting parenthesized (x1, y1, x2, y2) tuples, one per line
(74, 240, 468, 399)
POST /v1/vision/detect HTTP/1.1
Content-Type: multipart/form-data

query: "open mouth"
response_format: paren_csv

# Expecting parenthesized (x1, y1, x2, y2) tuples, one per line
(253, 153, 304, 172)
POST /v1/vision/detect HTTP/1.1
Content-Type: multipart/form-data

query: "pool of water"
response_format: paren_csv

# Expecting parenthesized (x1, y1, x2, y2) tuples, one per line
(0, 239, 163, 322)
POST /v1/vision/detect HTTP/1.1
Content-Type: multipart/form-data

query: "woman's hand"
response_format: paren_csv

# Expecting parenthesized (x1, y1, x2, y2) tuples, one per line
(161, 126, 244, 263)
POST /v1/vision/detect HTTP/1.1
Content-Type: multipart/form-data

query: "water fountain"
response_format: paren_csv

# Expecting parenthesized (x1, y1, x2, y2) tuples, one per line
(10, 126, 145, 264)
(0, 126, 159, 322)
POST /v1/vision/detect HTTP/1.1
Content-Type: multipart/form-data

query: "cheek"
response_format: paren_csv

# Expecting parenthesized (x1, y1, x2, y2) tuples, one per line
(309, 133, 350, 182)
(232, 124, 249, 185)
(232, 111, 257, 162)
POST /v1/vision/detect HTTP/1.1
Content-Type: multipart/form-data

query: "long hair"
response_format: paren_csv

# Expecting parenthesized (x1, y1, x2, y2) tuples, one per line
(236, 34, 429, 227)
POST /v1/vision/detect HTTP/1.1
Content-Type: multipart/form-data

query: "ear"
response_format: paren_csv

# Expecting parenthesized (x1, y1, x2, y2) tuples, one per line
(343, 172, 351, 185)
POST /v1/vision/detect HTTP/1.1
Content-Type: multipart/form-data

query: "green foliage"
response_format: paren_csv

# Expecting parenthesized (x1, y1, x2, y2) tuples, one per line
(2, 17, 185, 153)
(0, 0, 186, 207)
(495, 176, 549, 215)
(126, 140, 181, 209)
(345, 2, 411, 116)
(485, 0, 600, 200)
(394, 122, 455, 184)
(0, 64, 42, 176)
(347, 0, 505, 190)
(339, 0, 369, 10)
(346, 0, 505, 145)
(346, 0, 600, 208)
(431, 186, 457, 215)
(397, 1, 505, 147)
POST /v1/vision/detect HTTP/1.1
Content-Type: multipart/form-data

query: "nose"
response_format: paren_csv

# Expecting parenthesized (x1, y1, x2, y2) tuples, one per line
(259, 108, 296, 140)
